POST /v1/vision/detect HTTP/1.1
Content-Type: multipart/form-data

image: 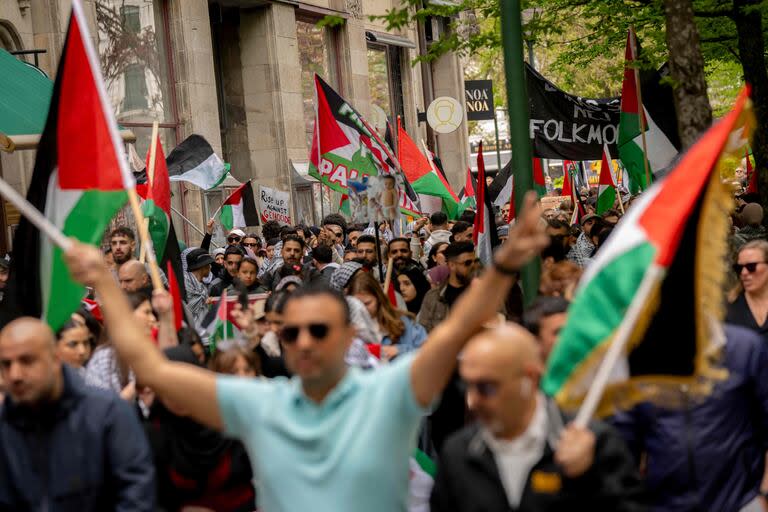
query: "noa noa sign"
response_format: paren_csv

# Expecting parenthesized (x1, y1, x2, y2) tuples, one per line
(464, 80, 495, 121)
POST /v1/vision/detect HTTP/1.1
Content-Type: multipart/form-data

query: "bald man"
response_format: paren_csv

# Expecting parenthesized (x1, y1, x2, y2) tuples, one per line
(118, 259, 150, 292)
(430, 324, 645, 512)
(0, 317, 155, 511)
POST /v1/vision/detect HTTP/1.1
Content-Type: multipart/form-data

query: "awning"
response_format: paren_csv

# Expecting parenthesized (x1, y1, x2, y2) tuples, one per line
(365, 31, 416, 49)
(290, 159, 317, 187)
(0, 49, 53, 137)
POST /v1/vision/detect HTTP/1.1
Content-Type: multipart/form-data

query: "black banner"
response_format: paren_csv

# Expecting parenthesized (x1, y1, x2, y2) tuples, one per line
(465, 79, 495, 121)
(526, 64, 620, 160)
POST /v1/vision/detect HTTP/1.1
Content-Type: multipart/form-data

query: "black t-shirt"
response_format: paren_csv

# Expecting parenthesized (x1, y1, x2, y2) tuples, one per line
(443, 283, 467, 308)
(726, 293, 768, 340)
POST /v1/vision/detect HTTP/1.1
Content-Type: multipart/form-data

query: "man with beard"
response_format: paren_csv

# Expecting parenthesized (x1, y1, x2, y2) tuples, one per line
(263, 235, 325, 290)
(388, 238, 421, 272)
(0, 318, 154, 510)
(109, 227, 136, 272)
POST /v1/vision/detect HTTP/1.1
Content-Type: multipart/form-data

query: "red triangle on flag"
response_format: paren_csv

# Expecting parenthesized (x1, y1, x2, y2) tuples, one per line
(57, 2, 132, 191)
(146, 135, 171, 216)
(561, 161, 573, 198)
(397, 117, 433, 184)
(309, 75, 351, 168)
(533, 158, 545, 187)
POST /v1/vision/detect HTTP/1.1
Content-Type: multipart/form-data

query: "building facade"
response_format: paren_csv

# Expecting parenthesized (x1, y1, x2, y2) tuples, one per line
(0, 0, 470, 249)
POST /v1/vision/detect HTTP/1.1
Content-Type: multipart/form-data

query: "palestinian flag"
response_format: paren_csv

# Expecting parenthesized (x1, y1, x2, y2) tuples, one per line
(745, 148, 758, 195)
(560, 161, 574, 198)
(308, 75, 419, 216)
(532, 158, 547, 197)
(166, 260, 183, 331)
(409, 448, 436, 511)
(141, 135, 186, 299)
(397, 118, 459, 218)
(458, 167, 477, 213)
(203, 289, 236, 352)
(542, 88, 754, 418)
(134, 134, 229, 191)
(618, 29, 680, 193)
(219, 180, 259, 231)
(473, 142, 499, 265)
(7, 0, 133, 330)
(596, 143, 617, 215)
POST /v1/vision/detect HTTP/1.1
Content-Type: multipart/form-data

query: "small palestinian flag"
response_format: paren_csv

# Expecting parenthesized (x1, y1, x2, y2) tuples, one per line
(219, 180, 259, 231)
(458, 167, 477, 213)
(618, 28, 680, 193)
(472, 142, 499, 266)
(141, 135, 185, 298)
(596, 143, 617, 215)
(8, 0, 133, 330)
(543, 88, 754, 418)
(409, 448, 436, 510)
(398, 118, 459, 218)
(532, 158, 547, 197)
(203, 290, 237, 352)
(134, 134, 229, 191)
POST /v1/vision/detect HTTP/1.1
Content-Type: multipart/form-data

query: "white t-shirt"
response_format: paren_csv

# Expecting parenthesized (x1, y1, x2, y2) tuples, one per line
(482, 393, 548, 508)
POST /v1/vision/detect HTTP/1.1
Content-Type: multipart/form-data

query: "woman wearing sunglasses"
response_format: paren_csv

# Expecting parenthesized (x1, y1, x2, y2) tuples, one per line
(726, 240, 768, 339)
(348, 271, 428, 361)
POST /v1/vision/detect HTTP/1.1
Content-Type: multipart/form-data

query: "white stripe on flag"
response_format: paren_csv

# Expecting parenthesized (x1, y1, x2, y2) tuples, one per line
(493, 175, 513, 208)
(169, 152, 228, 190)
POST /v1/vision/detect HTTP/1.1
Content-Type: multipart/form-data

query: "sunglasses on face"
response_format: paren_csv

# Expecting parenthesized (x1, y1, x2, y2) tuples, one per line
(457, 258, 480, 268)
(228, 236, 242, 243)
(243, 242, 259, 248)
(279, 323, 330, 343)
(463, 379, 499, 398)
(733, 261, 766, 274)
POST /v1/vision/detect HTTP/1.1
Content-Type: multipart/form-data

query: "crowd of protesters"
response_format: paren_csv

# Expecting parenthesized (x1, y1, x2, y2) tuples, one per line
(1, 177, 768, 512)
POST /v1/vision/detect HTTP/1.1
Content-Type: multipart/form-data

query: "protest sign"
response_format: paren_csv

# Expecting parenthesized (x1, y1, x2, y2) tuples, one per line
(258, 185, 291, 224)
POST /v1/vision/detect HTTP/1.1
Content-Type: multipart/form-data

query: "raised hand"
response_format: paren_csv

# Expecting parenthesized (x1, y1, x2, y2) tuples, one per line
(493, 192, 549, 272)
(555, 424, 596, 478)
(206, 218, 215, 235)
(151, 289, 173, 316)
(64, 240, 111, 287)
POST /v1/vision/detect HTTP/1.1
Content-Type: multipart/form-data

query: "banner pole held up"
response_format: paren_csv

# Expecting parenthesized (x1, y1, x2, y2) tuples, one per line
(373, 221, 385, 283)
(0, 176, 71, 251)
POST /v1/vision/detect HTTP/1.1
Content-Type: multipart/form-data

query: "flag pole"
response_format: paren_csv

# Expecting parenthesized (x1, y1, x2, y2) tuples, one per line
(500, 0, 539, 306)
(147, 121, 159, 186)
(382, 255, 394, 295)
(127, 189, 164, 291)
(0, 176, 71, 251)
(170, 206, 220, 247)
(629, 26, 652, 190)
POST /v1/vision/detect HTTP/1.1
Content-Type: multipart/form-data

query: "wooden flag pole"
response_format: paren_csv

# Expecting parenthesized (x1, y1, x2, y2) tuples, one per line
(629, 26, 652, 190)
(616, 187, 626, 215)
(139, 218, 149, 263)
(147, 121, 159, 186)
(0, 176, 71, 251)
(130, 125, 164, 291)
(382, 256, 395, 296)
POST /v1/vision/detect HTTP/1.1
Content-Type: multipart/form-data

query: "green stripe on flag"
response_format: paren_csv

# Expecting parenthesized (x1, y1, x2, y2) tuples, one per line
(46, 189, 128, 330)
(596, 186, 616, 215)
(542, 242, 655, 396)
(220, 204, 234, 232)
(142, 198, 169, 261)
(412, 448, 436, 477)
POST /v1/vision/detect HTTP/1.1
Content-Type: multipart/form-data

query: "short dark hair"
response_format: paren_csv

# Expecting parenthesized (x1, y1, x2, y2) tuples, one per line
(430, 211, 448, 226)
(348, 224, 365, 234)
(356, 235, 376, 246)
(546, 218, 569, 230)
(244, 233, 262, 245)
(311, 244, 333, 264)
(224, 245, 245, 257)
(283, 284, 351, 324)
(110, 226, 135, 241)
(450, 221, 472, 236)
(322, 213, 348, 233)
(265, 289, 291, 314)
(239, 256, 259, 270)
(282, 234, 305, 249)
(388, 237, 410, 248)
(266, 237, 280, 248)
(280, 226, 298, 239)
(522, 296, 569, 336)
(443, 241, 475, 261)
(126, 289, 152, 310)
(262, 220, 282, 241)
(458, 210, 476, 224)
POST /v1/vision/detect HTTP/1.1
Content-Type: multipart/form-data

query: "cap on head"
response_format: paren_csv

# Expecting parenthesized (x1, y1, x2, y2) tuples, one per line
(229, 229, 246, 238)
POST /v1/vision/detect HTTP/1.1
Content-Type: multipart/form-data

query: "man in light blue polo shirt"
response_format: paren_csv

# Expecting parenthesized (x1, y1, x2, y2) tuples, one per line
(65, 193, 548, 512)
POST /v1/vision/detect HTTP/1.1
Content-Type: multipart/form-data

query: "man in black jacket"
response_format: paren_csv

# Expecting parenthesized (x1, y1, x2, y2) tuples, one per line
(431, 323, 645, 512)
(0, 317, 155, 511)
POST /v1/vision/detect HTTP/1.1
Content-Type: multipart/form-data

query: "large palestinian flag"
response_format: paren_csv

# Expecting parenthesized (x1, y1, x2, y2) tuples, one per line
(134, 134, 229, 191)
(595, 143, 617, 215)
(140, 135, 186, 299)
(542, 88, 754, 418)
(397, 117, 459, 218)
(7, 1, 132, 330)
(308, 75, 419, 216)
(618, 29, 680, 193)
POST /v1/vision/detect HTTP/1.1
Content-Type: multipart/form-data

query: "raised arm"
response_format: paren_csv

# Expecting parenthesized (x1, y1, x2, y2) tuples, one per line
(65, 242, 223, 430)
(410, 192, 548, 407)
(152, 289, 178, 349)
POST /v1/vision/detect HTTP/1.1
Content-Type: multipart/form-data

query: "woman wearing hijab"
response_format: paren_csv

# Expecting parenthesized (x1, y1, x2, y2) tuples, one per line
(395, 266, 431, 315)
(145, 344, 256, 512)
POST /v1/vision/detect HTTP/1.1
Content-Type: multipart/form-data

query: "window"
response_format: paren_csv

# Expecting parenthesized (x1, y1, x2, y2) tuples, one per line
(123, 64, 148, 111)
(367, 44, 405, 129)
(297, 18, 339, 151)
(96, 0, 179, 149)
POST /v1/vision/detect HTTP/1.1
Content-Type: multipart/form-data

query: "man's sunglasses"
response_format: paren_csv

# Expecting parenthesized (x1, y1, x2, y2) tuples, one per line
(279, 323, 330, 343)
(243, 242, 259, 248)
(462, 379, 499, 398)
(733, 261, 766, 274)
(227, 236, 242, 242)
(457, 258, 480, 267)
